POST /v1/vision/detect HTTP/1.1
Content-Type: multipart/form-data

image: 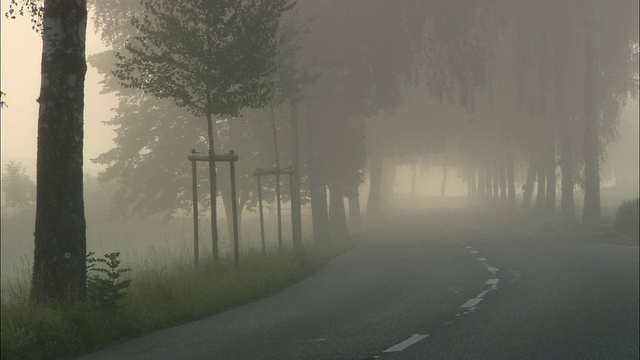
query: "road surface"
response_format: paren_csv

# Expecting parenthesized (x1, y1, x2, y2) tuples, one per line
(77, 209, 639, 359)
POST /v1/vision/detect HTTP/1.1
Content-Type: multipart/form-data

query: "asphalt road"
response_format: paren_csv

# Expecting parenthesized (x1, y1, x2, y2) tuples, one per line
(77, 209, 639, 360)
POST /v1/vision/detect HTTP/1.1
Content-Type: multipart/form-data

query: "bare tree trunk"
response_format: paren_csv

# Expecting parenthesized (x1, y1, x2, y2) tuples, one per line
(534, 164, 546, 215)
(492, 161, 500, 202)
(289, 104, 302, 247)
(583, 19, 601, 222)
(522, 160, 536, 214)
(477, 165, 486, 199)
(329, 185, 348, 240)
(367, 154, 382, 219)
(348, 193, 362, 230)
(308, 117, 330, 242)
(506, 146, 516, 208)
(269, 106, 283, 250)
(545, 138, 557, 215)
(499, 158, 507, 204)
(560, 116, 575, 221)
(32, 0, 88, 304)
(205, 106, 219, 258)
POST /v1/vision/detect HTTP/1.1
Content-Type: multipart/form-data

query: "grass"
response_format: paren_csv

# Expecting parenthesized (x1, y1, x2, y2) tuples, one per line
(0, 241, 353, 360)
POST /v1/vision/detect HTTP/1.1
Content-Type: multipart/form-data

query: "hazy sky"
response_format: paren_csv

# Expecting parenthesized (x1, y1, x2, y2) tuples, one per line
(1, 1, 117, 176)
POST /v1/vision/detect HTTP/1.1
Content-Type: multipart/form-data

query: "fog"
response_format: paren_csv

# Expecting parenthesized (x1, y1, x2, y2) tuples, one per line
(1, 0, 638, 283)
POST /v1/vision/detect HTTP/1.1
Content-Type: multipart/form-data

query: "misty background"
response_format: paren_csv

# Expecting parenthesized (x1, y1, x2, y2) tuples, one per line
(1, 0, 638, 279)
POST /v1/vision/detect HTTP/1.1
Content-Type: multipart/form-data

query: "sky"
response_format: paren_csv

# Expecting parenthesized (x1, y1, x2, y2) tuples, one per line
(1, 2, 117, 177)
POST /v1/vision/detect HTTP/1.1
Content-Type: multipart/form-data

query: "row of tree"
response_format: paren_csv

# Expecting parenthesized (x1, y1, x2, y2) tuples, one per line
(7, 0, 636, 304)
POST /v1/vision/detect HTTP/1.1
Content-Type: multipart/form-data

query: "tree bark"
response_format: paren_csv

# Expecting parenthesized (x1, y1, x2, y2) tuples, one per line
(366, 154, 382, 219)
(583, 20, 601, 222)
(560, 115, 575, 221)
(545, 138, 557, 215)
(506, 146, 516, 209)
(308, 116, 330, 242)
(440, 164, 448, 197)
(269, 106, 283, 250)
(534, 164, 546, 215)
(328, 185, 348, 241)
(32, 0, 88, 304)
(289, 104, 302, 248)
(522, 160, 536, 214)
(205, 104, 219, 259)
(348, 193, 362, 230)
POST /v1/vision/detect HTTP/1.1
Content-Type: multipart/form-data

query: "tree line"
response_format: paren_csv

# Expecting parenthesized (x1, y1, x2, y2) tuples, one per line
(5, 0, 637, 304)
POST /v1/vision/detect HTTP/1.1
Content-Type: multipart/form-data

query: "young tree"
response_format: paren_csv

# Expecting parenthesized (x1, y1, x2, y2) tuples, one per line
(1, 161, 36, 216)
(113, 0, 293, 258)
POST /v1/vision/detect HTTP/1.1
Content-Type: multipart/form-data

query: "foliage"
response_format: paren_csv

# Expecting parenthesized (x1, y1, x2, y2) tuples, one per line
(113, 0, 294, 118)
(614, 198, 639, 236)
(4, 0, 43, 33)
(86, 252, 132, 311)
(1, 161, 35, 216)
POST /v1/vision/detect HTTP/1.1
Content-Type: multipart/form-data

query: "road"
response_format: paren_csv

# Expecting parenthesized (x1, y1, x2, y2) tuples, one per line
(77, 208, 639, 360)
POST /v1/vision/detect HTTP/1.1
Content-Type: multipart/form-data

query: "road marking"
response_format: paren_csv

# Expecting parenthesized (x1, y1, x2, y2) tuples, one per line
(485, 278, 499, 285)
(486, 266, 499, 273)
(470, 250, 479, 254)
(465, 246, 472, 249)
(460, 298, 482, 308)
(478, 257, 487, 261)
(382, 334, 429, 353)
(476, 290, 489, 298)
(308, 338, 327, 342)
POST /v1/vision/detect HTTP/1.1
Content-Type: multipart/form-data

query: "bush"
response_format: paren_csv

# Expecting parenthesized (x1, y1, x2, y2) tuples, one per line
(614, 198, 639, 236)
(86, 252, 132, 311)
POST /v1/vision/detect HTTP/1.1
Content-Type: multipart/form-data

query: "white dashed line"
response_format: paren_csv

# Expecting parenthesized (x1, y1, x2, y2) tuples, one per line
(460, 298, 482, 308)
(470, 250, 479, 254)
(382, 334, 429, 353)
(478, 257, 487, 261)
(485, 278, 499, 285)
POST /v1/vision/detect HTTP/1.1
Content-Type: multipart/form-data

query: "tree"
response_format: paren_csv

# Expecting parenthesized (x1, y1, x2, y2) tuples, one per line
(1, 161, 36, 216)
(10, 0, 89, 304)
(113, 0, 293, 258)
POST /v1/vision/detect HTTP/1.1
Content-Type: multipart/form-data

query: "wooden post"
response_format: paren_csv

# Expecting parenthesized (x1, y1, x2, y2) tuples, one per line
(191, 149, 199, 268)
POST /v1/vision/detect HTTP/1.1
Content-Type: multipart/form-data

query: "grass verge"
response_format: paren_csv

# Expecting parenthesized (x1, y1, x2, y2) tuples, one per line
(1, 241, 353, 360)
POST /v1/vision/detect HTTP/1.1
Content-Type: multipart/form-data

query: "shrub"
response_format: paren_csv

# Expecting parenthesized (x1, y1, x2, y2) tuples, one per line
(614, 198, 639, 236)
(86, 252, 132, 311)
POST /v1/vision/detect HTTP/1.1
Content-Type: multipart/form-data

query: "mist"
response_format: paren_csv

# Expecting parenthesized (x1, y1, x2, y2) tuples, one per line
(1, 0, 638, 280)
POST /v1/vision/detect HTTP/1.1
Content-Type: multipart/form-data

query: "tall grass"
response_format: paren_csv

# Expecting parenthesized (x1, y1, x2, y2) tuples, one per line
(1, 241, 352, 360)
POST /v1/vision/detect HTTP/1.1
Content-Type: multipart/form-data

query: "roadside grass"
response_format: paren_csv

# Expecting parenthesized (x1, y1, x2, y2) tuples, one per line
(1, 241, 353, 360)
(513, 198, 639, 247)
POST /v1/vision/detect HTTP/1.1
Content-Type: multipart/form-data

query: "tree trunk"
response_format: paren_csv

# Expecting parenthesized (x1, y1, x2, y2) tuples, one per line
(308, 116, 330, 242)
(289, 104, 302, 248)
(380, 159, 395, 209)
(328, 185, 348, 240)
(440, 164, 448, 197)
(205, 107, 219, 258)
(534, 164, 546, 215)
(477, 165, 486, 199)
(32, 0, 88, 304)
(506, 146, 516, 208)
(545, 139, 557, 215)
(269, 106, 283, 250)
(583, 22, 601, 223)
(366, 154, 382, 219)
(348, 193, 362, 230)
(499, 158, 507, 204)
(492, 161, 500, 202)
(560, 116, 575, 221)
(522, 161, 535, 214)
